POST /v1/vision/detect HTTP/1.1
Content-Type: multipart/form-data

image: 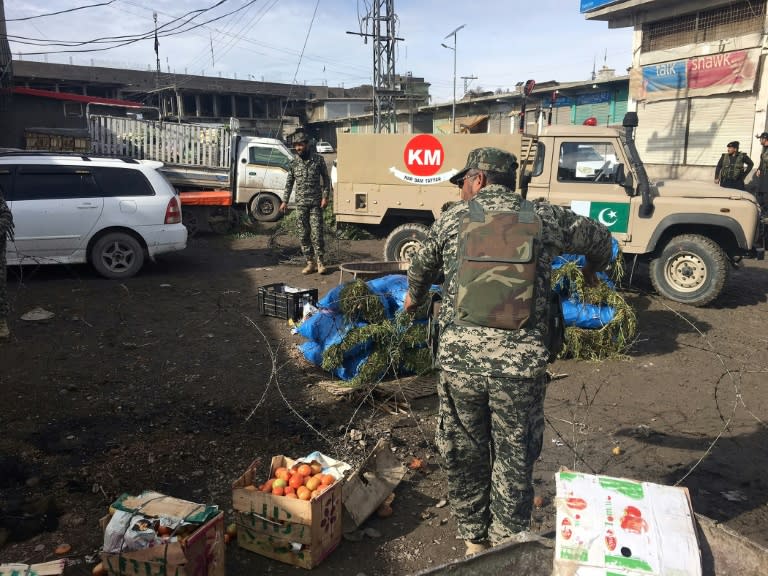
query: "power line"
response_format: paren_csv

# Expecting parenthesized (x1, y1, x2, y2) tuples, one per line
(6, 0, 116, 22)
(10, 0, 258, 55)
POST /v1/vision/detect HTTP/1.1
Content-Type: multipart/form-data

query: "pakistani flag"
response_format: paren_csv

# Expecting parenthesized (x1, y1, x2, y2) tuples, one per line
(570, 201, 630, 233)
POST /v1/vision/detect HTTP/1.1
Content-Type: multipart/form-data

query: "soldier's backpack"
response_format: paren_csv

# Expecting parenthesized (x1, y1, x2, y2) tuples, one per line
(454, 199, 541, 330)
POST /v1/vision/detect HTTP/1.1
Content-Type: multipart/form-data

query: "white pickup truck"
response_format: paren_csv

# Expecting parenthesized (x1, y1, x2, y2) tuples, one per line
(89, 115, 294, 233)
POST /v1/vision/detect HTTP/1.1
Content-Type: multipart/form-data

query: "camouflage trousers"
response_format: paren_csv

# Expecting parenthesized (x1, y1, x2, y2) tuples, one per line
(296, 205, 325, 262)
(436, 369, 547, 544)
(0, 238, 7, 319)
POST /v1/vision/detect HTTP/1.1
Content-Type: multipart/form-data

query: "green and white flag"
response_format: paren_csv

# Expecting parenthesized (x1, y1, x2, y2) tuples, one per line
(570, 201, 630, 233)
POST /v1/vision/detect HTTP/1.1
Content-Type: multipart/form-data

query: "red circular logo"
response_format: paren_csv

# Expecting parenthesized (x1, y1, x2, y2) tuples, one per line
(403, 135, 444, 177)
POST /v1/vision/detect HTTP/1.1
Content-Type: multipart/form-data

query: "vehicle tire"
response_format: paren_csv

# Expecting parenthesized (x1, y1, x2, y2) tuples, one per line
(649, 234, 729, 307)
(90, 232, 145, 279)
(248, 193, 282, 223)
(383, 223, 430, 262)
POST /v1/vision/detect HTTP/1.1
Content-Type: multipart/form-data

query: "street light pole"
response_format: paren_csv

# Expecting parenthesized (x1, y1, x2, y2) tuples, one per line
(442, 24, 465, 134)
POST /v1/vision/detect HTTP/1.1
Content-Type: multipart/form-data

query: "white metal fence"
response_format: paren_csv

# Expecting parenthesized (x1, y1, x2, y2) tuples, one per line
(89, 115, 232, 168)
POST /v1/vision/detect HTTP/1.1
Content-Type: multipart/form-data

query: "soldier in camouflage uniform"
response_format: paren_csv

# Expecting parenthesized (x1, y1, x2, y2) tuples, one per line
(755, 132, 768, 208)
(0, 187, 14, 339)
(714, 141, 752, 190)
(280, 129, 332, 274)
(404, 147, 612, 555)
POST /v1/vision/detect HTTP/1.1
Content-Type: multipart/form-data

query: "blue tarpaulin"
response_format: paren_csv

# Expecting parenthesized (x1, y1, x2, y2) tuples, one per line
(299, 239, 622, 378)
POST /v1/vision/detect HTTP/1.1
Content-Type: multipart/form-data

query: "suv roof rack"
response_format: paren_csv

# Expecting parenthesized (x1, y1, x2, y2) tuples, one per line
(0, 151, 140, 163)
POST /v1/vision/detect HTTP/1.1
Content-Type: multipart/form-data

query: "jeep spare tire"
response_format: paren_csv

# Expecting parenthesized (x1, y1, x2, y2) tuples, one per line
(383, 223, 429, 262)
(649, 234, 729, 307)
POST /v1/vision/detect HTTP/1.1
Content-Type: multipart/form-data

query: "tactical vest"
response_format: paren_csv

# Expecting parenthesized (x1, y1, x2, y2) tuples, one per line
(454, 199, 541, 330)
(720, 152, 747, 181)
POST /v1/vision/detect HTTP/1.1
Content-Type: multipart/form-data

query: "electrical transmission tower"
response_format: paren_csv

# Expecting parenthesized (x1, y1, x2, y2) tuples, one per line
(348, 1, 403, 133)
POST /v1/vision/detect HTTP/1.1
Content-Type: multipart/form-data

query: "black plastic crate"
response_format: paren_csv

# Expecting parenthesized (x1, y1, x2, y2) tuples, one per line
(257, 283, 318, 321)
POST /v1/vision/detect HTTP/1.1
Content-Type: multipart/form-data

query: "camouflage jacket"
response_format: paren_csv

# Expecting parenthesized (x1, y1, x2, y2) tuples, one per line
(0, 195, 13, 238)
(760, 147, 768, 174)
(715, 152, 752, 181)
(284, 152, 331, 207)
(407, 184, 613, 378)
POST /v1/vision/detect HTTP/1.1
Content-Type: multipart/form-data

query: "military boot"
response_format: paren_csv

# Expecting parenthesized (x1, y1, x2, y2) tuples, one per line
(316, 260, 327, 275)
(464, 540, 490, 556)
(302, 260, 317, 275)
(0, 319, 9, 340)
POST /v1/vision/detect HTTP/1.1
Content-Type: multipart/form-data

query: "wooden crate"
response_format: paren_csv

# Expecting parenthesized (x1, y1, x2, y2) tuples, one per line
(232, 456, 343, 569)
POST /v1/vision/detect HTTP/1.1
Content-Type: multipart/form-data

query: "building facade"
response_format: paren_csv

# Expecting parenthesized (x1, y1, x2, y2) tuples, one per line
(585, 0, 768, 180)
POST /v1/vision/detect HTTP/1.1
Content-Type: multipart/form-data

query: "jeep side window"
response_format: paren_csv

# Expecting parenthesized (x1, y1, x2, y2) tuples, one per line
(558, 142, 619, 184)
(14, 165, 101, 200)
(248, 146, 290, 170)
(532, 143, 545, 177)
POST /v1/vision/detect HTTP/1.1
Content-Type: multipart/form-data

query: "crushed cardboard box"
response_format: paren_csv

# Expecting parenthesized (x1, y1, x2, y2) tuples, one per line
(100, 491, 224, 576)
(342, 438, 407, 529)
(554, 471, 701, 576)
(0, 561, 65, 576)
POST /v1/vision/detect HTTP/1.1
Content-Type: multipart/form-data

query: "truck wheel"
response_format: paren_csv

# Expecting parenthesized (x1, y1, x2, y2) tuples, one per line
(383, 223, 429, 262)
(91, 232, 145, 279)
(649, 234, 729, 306)
(248, 193, 282, 223)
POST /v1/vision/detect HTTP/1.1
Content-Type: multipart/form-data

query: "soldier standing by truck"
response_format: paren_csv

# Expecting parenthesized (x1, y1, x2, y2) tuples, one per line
(280, 130, 332, 275)
(404, 147, 613, 555)
(714, 141, 753, 190)
(0, 187, 14, 339)
(755, 132, 768, 208)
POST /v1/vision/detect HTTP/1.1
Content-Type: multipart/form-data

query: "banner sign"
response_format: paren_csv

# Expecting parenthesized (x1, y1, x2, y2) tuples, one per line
(634, 48, 759, 101)
(580, 0, 621, 12)
(554, 91, 612, 108)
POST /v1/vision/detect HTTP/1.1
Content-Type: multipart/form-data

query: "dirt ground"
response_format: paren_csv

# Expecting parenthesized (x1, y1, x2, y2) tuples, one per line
(1, 226, 767, 575)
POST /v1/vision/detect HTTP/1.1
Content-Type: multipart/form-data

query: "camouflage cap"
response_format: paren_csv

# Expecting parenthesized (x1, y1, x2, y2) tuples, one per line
(291, 129, 309, 143)
(449, 147, 518, 185)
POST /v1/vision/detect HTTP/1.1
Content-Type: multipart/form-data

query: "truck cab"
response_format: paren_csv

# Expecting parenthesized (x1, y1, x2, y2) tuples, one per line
(232, 135, 295, 222)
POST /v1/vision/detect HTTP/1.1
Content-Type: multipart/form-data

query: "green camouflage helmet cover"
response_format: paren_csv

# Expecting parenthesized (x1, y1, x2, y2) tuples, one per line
(449, 147, 518, 185)
(291, 130, 309, 144)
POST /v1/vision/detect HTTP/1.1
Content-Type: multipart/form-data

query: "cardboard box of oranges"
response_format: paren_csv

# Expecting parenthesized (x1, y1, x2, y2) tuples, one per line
(232, 456, 343, 569)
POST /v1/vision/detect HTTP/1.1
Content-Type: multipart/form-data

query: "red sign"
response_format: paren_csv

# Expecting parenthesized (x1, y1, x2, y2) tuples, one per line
(687, 50, 754, 89)
(403, 135, 444, 177)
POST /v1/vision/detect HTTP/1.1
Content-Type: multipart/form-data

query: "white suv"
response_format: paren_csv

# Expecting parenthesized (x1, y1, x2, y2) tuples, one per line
(1, 153, 187, 279)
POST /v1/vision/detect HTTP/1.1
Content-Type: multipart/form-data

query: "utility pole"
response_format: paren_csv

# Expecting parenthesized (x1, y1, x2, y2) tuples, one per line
(347, 0, 404, 133)
(442, 25, 465, 134)
(153, 13, 161, 90)
(0, 0, 13, 112)
(461, 75, 477, 97)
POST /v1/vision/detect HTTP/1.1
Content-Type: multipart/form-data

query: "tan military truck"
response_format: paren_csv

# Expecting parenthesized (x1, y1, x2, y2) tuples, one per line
(334, 113, 765, 306)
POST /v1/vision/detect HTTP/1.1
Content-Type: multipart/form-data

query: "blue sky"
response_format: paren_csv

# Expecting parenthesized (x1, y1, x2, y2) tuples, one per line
(7, 0, 634, 103)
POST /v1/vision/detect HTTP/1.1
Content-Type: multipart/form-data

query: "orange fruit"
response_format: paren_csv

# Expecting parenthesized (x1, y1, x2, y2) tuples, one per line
(310, 463, 323, 475)
(305, 476, 320, 491)
(274, 467, 291, 482)
(272, 485, 285, 496)
(272, 478, 287, 488)
(285, 486, 295, 496)
(297, 486, 311, 500)
(285, 492, 298, 499)
(310, 490, 320, 499)
(320, 474, 335, 486)
(297, 464, 312, 477)
(289, 474, 304, 489)
(261, 478, 275, 492)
